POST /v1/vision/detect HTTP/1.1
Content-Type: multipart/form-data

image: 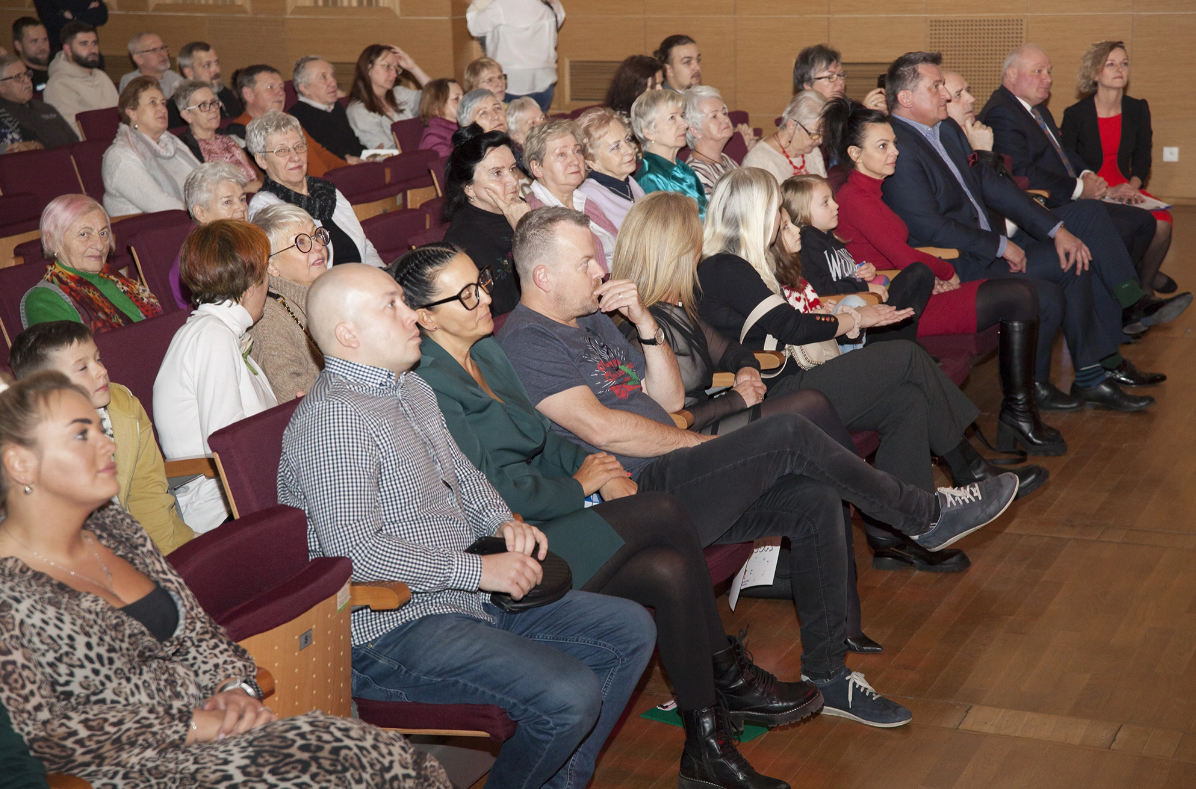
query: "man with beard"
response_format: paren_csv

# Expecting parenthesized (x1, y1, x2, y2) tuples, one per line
(169, 41, 243, 127)
(119, 32, 182, 97)
(11, 18, 50, 92)
(43, 20, 116, 136)
(0, 53, 78, 151)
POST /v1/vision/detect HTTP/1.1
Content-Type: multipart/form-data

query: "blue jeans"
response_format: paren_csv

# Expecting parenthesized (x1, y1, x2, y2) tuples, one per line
(506, 84, 555, 113)
(351, 591, 655, 789)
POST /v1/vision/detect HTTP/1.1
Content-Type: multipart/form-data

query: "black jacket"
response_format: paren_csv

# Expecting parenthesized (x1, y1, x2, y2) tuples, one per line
(1060, 93, 1152, 186)
(798, 225, 868, 296)
(881, 115, 1059, 281)
(0, 96, 77, 148)
(979, 84, 1086, 208)
(34, 0, 107, 53)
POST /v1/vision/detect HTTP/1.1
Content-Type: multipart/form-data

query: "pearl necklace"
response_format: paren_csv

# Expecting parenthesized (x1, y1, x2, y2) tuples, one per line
(2, 530, 118, 597)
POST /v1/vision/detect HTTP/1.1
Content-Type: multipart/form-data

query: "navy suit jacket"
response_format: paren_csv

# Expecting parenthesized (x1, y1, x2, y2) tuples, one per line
(882, 114, 1059, 282)
(979, 85, 1085, 208)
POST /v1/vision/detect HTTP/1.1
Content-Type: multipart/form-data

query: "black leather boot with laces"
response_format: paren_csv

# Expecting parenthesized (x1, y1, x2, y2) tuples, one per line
(711, 633, 823, 728)
(679, 706, 790, 789)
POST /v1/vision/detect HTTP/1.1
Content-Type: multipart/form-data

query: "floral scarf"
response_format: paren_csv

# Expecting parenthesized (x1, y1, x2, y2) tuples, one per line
(45, 263, 163, 332)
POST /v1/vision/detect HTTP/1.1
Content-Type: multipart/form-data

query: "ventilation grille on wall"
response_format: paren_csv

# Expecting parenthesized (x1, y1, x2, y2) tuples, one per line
(929, 17, 1025, 105)
(568, 60, 623, 103)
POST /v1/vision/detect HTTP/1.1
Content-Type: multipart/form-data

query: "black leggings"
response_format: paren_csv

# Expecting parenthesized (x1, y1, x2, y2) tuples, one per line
(582, 493, 724, 710)
(975, 277, 1039, 329)
(866, 262, 935, 344)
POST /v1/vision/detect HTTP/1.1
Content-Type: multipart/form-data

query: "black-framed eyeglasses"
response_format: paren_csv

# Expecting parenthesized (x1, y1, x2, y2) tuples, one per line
(811, 71, 847, 83)
(419, 267, 494, 310)
(186, 98, 224, 113)
(0, 69, 32, 83)
(270, 227, 330, 257)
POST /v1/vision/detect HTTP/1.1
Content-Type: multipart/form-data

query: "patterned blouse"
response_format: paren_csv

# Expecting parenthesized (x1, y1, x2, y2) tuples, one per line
(196, 133, 258, 185)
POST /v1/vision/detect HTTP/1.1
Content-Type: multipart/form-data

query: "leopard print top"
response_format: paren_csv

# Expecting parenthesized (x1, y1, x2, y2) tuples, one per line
(0, 504, 256, 776)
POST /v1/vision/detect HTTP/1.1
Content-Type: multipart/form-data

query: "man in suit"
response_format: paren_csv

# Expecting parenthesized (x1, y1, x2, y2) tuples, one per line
(978, 45, 1190, 332)
(880, 51, 1156, 412)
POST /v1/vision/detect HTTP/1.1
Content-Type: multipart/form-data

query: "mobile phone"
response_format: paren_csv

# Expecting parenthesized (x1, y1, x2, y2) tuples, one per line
(877, 74, 886, 89)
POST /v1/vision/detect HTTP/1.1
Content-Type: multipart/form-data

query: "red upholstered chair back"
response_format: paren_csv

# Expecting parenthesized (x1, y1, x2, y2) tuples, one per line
(284, 80, 298, 109)
(76, 107, 120, 144)
(68, 140, 110, 202)
(168, 504, 353, 642)
(408, 224, 448, 247)
(107, 210, 191, 278)
(127, 220, 197, 311)
(13, 237, 50, 268)
(323, 161, 389, 203)
(383, 149, 437, 192)
(362, 208, 429, 264)
(391, 117, 424, 152)
(92, 309, 190, 424)
(0, 193, 42, 237)
(728, 110, 750, 128)
(0, 261, 54, 346)
(207, 399, 302, 518)
(420, 196, 446, 227)
(724, 131, 749, 165)
(0, 147, 82, 215)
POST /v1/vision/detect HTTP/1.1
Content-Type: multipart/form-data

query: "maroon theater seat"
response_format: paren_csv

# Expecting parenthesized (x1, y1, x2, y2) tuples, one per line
(850, 430, 881, 459)
(383, 149, 438, 197)
(76, 107, 120, 144)
(69, 139, 110, 202)
(355, 699, 517, 742)
(0, 261, 56, 345)
(108, 210, 191, 277)
(408, 225, 448, 247)
(127, 219, 197, 311)
(324, 161, 394, 204)
(723, 131, 749, 166)
(391, 117, 424, 152)
(420, 196, 446, 227)
(0, 193, 42, 238)
(12, 237, 50, 268)
(206, 399, 302, 519)
(169, 504, 353, 642)
(0, 147, 82, 216)
(93, 309, 190, 423)
(703, 542, 754, 585)
(283, 80, 298, 109)
(919, 324, 999, 361)
(362, 208, 429, 264)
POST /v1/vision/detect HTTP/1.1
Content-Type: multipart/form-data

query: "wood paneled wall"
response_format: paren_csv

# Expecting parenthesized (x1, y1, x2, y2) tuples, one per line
(0, 0, 1192, 198)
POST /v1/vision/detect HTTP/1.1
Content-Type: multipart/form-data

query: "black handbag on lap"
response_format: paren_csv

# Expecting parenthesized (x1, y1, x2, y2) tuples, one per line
(465, 536, 573, 613)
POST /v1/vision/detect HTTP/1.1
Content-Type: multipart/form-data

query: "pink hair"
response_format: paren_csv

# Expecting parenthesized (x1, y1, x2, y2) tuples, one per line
(39, 194, 114, 259)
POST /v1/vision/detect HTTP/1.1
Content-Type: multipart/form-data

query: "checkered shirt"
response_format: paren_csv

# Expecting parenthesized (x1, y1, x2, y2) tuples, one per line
(278, 356, 513, 646)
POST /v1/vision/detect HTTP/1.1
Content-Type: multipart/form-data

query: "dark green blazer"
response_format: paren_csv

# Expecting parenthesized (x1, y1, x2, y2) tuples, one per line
(0, 701, 48, 789)
(416, 336, 624, 587)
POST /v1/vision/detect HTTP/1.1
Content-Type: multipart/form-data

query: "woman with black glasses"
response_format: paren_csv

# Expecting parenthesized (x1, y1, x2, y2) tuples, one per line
(248, 203, 331, 401)
(741, 90, 828, 182)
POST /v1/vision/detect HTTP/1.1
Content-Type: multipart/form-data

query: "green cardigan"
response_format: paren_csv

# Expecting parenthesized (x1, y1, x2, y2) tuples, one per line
(416, 336, 624, 587)
(0, 701, 48, 789)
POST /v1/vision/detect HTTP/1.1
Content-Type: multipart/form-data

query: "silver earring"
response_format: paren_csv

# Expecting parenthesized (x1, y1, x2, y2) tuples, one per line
(23, 485, 32, 495)
(133, 123, 139, 130)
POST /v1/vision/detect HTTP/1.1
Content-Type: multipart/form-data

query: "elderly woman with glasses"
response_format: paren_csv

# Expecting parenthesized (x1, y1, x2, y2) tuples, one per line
(576, 107, 644, 230)
(793, 43, 886, 112)
(742, 90, 828, 183)
(102, 76, 202, 216)
(630, 88, 706, 219)
(165, 161, 251, 309)
(463, 56, 507, 102)
(247, 203, 330, 401)
(524, 119, 618, 271)
(245, 110, 383, 267)
(457, 88, 508, 134)
(174, 79, 262, 193)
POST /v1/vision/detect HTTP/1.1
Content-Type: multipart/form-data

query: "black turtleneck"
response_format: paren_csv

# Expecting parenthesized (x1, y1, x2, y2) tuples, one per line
(443, 202, 521, 316)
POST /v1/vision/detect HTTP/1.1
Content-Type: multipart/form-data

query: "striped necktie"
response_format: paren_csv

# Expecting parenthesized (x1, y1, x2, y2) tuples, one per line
(1029, 105, 1076, 178)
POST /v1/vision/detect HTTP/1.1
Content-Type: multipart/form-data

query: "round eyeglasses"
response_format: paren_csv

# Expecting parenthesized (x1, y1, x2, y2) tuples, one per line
(270, 227, 330, 257)
(419, 267, 495, 310)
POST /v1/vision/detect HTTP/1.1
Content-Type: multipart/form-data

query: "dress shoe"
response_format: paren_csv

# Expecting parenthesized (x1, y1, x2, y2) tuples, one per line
(712, 634, 823, 728)
(1121, 329, 1146, 344)
(1105, 359, 1166, 387)
(867, 533, 971, 573)
(1034, 381, 1084, 412)
(846, 634, 884, 654)
(912, 476, 1019, 552)
(947, 447, 1049, 500)
(1123, 292, 1193, 330)
(1154, 272, 1178, 294)
(679, 706, 792, 789)
(1070, 378, 1155, 412)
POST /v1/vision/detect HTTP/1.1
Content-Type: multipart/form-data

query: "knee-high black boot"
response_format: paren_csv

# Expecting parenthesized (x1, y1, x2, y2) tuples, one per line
(994, 320, 1067, 456)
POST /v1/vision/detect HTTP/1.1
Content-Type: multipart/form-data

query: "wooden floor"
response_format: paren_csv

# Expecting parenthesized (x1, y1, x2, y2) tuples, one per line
(589, 206, 1196, 789)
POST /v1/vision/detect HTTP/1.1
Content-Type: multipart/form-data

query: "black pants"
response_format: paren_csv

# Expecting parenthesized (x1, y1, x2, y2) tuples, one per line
(582, 494, 724, 710)
(768, 340, 979, 492)
(1103, 199, 1157, 274)
(867, 262, 935, 344)
(634, 413, 936, 679)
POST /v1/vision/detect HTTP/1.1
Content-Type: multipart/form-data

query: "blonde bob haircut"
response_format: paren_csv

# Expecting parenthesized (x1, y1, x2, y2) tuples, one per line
(463, 57, 503, 93)
(629, 88, 685, 146)
(611, 191, 703, 318)
(779, 174, 830, 228)
(1076, 40, 1127, 97)
(703, 167, 782, 294)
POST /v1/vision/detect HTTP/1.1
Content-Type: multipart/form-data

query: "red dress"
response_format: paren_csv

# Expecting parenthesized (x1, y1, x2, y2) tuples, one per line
(1096, 114, 1172, 223)
(834, 169, 980, 336)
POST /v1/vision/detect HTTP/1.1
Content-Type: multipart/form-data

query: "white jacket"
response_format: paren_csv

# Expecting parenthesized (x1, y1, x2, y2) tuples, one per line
(467, 0, 565, 95)
(248, 187, 384, 269)
(43, 51, 119, 136)
(154, 302, 278, 533)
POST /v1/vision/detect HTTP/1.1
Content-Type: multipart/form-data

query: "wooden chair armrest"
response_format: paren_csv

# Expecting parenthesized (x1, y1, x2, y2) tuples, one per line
(351, 581, 412, 611)
(711, 372, 735, 388)
(914, 246, 960, 260)
(46, 776, 92, 789)
(163, 456, 218, 479)
(753, 351, 784, 370)
(670, 410, 695, 429)
(255, 667, 275, 700)
(875, 269, 901, 280)
(1026, 189, 1050, 199)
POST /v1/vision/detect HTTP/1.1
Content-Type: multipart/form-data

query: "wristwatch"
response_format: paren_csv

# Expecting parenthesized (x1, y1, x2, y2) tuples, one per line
(639, 325, 666, 346)
(217, 677, 262, 700)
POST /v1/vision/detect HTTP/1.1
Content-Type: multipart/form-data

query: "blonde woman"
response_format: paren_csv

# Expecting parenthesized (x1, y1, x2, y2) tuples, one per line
(697, 168, 1049, 532)
(630, 88, 706, 218)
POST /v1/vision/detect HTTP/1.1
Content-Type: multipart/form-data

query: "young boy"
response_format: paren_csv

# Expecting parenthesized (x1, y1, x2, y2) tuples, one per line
(9, 321, 194, 553)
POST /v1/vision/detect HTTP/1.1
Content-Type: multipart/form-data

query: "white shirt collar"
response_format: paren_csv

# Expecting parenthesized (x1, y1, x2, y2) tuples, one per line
(530, 179, 587, 213)
(1014, 95, 1034, 113)
(298, 95, 335, 112)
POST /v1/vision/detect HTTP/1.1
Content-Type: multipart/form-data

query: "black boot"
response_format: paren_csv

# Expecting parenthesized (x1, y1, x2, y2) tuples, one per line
(940, 438, 1049, 499)
(712, 634, 823, 728)
(994, 321, 1067, 457)
(679, 706, 791, 789)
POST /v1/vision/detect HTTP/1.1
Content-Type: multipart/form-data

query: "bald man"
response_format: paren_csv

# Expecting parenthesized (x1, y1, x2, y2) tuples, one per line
(278, 264, 655, 789)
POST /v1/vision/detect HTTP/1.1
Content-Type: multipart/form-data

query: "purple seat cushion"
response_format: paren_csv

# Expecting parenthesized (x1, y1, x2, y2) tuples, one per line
(354, 698, 517, 742)
(918, 324, 999, 359)
(93, 309, 190, 423)
(704, 542, 753, 585)
(206, 399, 302, 518)
(851, 430, 880, 458)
